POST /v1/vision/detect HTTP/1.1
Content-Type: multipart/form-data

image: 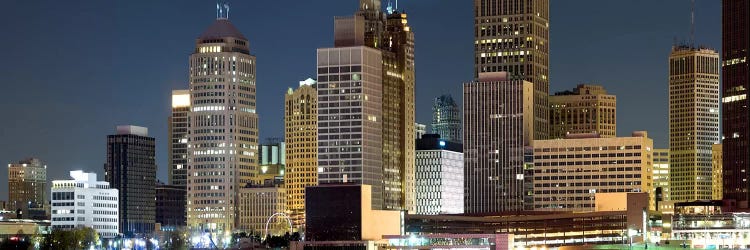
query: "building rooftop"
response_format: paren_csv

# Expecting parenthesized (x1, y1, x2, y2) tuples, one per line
(198, 19, 247, 41)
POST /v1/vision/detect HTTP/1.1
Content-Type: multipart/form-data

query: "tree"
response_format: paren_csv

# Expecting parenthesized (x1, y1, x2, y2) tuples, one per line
(163, 229, 189, 250)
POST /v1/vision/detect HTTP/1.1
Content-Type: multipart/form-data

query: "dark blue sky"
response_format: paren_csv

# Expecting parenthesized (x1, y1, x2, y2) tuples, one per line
(0, 1, 720, 200)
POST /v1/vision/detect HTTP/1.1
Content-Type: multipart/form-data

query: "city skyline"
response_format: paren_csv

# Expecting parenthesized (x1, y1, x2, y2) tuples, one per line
(0, 0, 722, 200)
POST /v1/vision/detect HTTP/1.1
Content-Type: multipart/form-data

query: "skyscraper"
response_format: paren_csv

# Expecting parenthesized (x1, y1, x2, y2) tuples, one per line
(323, 0, 416, 211)
(713, 144, 723, 200)
(722, 0, 750, 207)
(474, 0, 550, 139)
(284, 78, 318, 229)
(381, 9, 416, 211)
(7, 158, 47, 218)
(431, 95, 462, 143)
(463, 72, 534, 213)
(257, 140, 285, 184)
(105, 125, 156, 235)
(169, 90, 190, 186)
(186, 14, 258, 240)
(668, 45, 720, 202)
(549, 84, 616, 139)
(317, 46, 384, 209)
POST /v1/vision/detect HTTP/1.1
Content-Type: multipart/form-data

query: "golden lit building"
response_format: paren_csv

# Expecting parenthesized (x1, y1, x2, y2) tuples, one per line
(549, 84, 616, 139)
(186, 14, 258, 242)
(532, 131, 654, 211)
(284, 79, 318, 230)
(712, 144, 723, 200)
(653, 148, 670, 201)
(237, 184, 287, 236)
(668, 46, 720, 202)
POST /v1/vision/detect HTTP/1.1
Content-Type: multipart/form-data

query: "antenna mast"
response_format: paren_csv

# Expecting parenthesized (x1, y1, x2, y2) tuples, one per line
(690, 0, 695, 47)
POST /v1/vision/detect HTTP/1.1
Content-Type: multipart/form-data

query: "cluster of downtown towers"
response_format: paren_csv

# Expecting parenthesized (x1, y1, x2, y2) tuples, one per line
(9, 0, 748, 242)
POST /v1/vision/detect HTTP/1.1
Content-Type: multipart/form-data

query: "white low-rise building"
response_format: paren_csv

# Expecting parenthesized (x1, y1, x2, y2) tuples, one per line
(51, 171, 119, 238)
(415, 134, 464, 215)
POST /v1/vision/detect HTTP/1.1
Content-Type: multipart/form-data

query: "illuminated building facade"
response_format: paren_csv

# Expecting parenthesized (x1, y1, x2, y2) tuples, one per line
(51, 171, 119, 238)
(284, 79, 318, 229)
(474, 0, 550, 140)
(415, 123, 426, 139)
(237, 184, 286, 236)
(713, 144, 723, 200)
(532, 132, 654, 211)
(722, 0, 750, 207)
(415, 134, 464, 215)
(105, 125, 156, 235)
(432, 94, 462, 143)
(653, 148, 670, 202)
(549, 84, 616, 139)
(7, 158, 47, 218)
(671, 201, 750, 248)
(186, 15, 258, 241)
(668, 46, 720, 202)
(316, 46, 384, 209)
(169, 90, 190, 186)
(463, 72, 534, 213)
(257, 140, 285, 184)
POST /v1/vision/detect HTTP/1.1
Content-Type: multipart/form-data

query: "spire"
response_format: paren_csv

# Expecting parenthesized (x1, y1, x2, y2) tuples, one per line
(217, 1, 229, 20)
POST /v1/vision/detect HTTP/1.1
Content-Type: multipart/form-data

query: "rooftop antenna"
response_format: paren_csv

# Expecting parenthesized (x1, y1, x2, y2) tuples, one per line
(690, 0, 695, 47)
(217, 1, 229, 20)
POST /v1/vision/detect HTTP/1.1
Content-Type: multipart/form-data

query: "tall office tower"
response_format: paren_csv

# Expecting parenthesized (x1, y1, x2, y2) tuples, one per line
(474, 0, 550, 140)
(51, 171, 119, 238)
(284, 78, 318, 230)
(257, 139, 285, 184)
(722, 0, 750, 207)
(169, 90, 190, 186)
(415, 134, 464, 215)
(432, 94, 462, 143)
(668, 46, 720, 202)
(317, 46, 384, 209)
(7, 158, 47, 218)
(713, 144, 723, 200)
(653, 149, 670, 202)
(105, 125, 156, 235)
(463, 72, 534, 213)
(415, 123, 427, 139)
(549, 84, 617, 139)
(186, 15, 258, 240)
(381, 9, 416, 211)
(532, 132, 655, 212)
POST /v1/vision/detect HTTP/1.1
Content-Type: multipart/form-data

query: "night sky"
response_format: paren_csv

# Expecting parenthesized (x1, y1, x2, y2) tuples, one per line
(0, 1, 721, 200)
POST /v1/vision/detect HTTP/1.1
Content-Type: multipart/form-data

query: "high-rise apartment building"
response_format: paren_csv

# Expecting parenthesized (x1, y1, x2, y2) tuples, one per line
(668, 46, 720, 202)
(186, 15, 258, 240)
(51, 171, 119, 238)
(284, 78, 318, 230)
(549, 84, 616, 139)
(317, 46, 384, 209)
(463, 72, 534, 213)
(713, 144, 723, 200)
(7, 158, 47, 217)
(431, 94, 462, 143)
(105, 125, 156, 235)
(653, 149, 670, 202)
(474, 0, 550, 139)
(722, 0, 750, 207)
(532, 132, 654, 211)
(415, 134, 464, 215)
(169, 90, 190, 186)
